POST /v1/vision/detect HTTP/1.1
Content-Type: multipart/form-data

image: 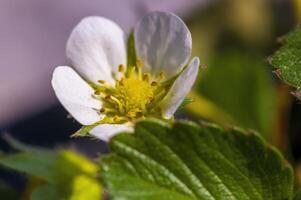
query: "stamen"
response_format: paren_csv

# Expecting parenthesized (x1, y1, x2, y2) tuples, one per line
(118, 64, 125, 72)
(149, 97, 154, 102)
(143, 74, 150, 82)
(151, 81, 158, 86)
(105, 95, 111, 100)
(155, 107, 162, 112)
(159, 71, 165, 80)
(147, 89, 167, 108)
(98, 80, 106, 84)
(128, 67, 136, 78)
(136, 59, 143, 68)
(113, 115, 119, 122)
(100, 107, 116, 114)
(119, 78, 124, 86)
(108, 95, 125, 113)
(94, 62, 169, 122)
(113, 115, 128, 122)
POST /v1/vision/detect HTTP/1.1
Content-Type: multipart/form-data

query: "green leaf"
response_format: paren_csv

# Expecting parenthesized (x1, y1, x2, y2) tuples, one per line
(270, 27, 301, 99)
(72, 124, 97, 137)
(0, 142, 102, 200)
(294, 188, 301, 200)
(0, 150, 57, 183)
(31, 176, 102, 200)
(3, 134, 40, 152)
(101, 119, 293, 200)
(31, 185, 61, 200)
(0, 181, 19, 200)
(0, 150, 98, 182)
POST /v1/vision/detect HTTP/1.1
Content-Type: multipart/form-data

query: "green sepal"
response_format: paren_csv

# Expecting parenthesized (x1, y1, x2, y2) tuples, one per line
(72, 124, 98, 137)
(72, 117, 114, 137)
(178, 98, 195, 109)
(127, 31, 137, 73)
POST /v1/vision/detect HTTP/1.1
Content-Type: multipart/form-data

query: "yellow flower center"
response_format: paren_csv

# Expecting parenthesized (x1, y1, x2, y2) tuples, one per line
(114, 77, 155, 117)
(92, 62, 170, 123)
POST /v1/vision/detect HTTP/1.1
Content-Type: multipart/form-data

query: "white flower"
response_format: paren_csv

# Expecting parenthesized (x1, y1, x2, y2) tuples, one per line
(52, 11, 200, 142)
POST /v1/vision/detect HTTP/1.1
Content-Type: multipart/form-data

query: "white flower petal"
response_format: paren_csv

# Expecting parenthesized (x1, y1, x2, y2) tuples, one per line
(135, 11, 192, 79)
(66, 17, 127, 85)
(51, 66, 103, 125)
(160, 57, 199, 119)
(90, 123, 133, 142)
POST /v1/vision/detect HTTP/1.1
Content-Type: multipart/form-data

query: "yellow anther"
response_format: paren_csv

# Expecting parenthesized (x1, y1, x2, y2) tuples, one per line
(98, 80, 106, 84)
(159, 71, 165, 80)
(143, 74, 150, 82)
(119, 78, 125, 86)
(94, 62, 169, 121)
(118, 64, 125, 72)
(113, 116, 119, 122)
(151, 81, 158, 86)
(149, 97, 154, 102)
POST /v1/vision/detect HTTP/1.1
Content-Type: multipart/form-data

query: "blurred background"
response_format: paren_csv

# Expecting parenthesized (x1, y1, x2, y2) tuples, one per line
(0, 0, 300, 198)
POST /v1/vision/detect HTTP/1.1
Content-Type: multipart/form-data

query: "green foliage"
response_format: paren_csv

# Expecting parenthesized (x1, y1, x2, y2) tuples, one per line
(186, 2, 276, 138)
(0, 181, 19, 200)
(270, 27, 301, 100)
(0, 139, 102, 200)
(294, 188, 301, 200)
(101, 119, 293, 200)
(31, 185, 61, 200)
(31, 175, 101, 200)
(198, 50, 276, 138)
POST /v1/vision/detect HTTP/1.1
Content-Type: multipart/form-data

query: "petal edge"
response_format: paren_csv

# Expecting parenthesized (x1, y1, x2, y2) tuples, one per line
(66, 16, 127, 85)
(160, 57, 200, 118)
(135, 11, 192, 79)
(90, 123, 133, 142)
(51, 66, 103, 125)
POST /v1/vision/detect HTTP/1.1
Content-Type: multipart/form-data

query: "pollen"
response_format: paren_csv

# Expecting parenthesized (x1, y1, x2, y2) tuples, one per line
(115, 77, 154, 115)
(93, 62, 169, 122)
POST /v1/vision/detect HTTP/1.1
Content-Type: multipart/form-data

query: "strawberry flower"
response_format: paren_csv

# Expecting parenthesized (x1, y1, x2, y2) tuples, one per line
(52, 11, 200, 141)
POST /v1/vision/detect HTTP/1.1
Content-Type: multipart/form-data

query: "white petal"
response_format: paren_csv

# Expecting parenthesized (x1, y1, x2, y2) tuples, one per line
(90, 123, 133, 142)
(66, 17, 127, 85)
(160, 57, 199, 118)
(51, 66, 103, 125)
(135, 11, 192, 79)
